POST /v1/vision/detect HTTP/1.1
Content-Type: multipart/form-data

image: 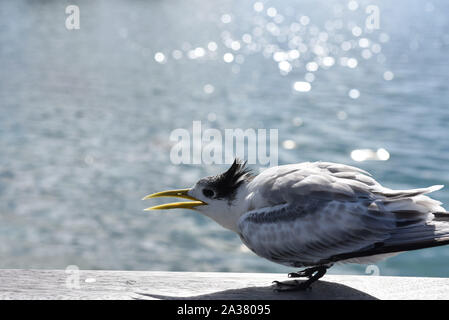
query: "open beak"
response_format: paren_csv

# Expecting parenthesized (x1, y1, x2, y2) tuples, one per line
(142, 188, 207, 211)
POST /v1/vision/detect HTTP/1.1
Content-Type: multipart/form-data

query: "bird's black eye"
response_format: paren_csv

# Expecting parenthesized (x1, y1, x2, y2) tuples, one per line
(202, 189, 214, 198)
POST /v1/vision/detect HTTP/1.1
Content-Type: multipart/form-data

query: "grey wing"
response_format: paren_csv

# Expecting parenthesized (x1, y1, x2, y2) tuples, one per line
(237, 200, 395, 267)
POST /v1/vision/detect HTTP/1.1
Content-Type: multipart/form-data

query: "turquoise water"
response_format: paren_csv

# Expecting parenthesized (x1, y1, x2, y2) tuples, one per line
(0, 0, 449, 277)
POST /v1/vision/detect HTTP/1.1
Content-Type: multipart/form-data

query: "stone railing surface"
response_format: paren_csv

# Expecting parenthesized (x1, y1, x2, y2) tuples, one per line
(1, 269, 448, 300)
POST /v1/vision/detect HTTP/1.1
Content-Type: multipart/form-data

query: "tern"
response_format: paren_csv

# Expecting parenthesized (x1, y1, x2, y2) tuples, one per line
(142, 159, 448, 291)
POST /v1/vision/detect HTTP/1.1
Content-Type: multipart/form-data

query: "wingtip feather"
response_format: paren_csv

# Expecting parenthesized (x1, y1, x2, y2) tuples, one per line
(430, 185, 444, 192)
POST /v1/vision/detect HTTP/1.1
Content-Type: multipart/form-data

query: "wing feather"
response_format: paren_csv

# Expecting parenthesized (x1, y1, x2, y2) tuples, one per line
(238, 200, 394, 267)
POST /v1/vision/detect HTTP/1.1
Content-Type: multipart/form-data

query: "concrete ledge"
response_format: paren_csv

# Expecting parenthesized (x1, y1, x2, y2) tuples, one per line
(1, 269, 448, 300)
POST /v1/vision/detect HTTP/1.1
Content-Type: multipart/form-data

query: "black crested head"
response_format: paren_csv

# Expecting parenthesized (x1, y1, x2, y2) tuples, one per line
(202, 158, 254, 201)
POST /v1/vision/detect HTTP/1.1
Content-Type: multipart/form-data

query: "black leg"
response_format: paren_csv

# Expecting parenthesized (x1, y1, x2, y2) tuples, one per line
(272, 265, 330, 292)
(287, 266, 323, 279)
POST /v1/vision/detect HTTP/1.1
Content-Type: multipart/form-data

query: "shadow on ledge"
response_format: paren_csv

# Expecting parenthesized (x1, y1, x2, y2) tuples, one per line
(133, 280, 378, 300)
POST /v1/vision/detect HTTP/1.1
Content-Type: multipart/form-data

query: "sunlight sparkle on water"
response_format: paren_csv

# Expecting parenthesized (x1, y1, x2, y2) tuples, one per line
(383, 71, 394, 81)
(223, 53, 234, 63)
(194, 47, 205, 58)
(278, 61, 292, 74)
(351, 148, 390, 162)
(348, 1, 359, 11)
(231, 41, 241, 51)
(282, 140, 297, 150)
(203, 84, 215, 94)
(322, 56, 335, 67)
(149, 4, 388, 93)
(305, 73, 315, 82)
(208, 42, 218, 51)
(362, 49, 372, 59)
(293, 81, 312, 92)
(371, 43, 382, 53)
(306, 61, 319, 72)
(341, 41, 352, 51)
(279, 61, 292, 73)
(299, 16, 310, 26)
(292, 117, 303, 126)
(253, 2, 264, 12)
(267, 7, 277, 18)
(348, 89, 360, 99)
(273, 51, 288, 62)
(352, 26, 362, 37)
(347, 58, 358, 68)
(154, 52, 166, 64)
(242, 34, 252, 43)
(221, 14, 232, 24)
(288, 50, 300, 60)
(359, 38, 370, 48)
(172, 50, 183, 60)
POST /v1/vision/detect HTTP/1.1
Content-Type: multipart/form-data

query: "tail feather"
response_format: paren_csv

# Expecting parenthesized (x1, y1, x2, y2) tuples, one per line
(330, 219, 449, 263)
(377, 185, 444, 199)
(380, 185, 446, 214)
(387, 221, 449, 245)
(328, 185, 447, 263)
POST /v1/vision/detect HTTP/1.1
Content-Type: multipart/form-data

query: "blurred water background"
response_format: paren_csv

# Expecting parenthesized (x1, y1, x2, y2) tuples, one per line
(0, 0, 449, 277)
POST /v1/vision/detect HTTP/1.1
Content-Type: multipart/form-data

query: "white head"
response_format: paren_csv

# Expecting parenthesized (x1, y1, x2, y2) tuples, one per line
(142, 159, 254, 232)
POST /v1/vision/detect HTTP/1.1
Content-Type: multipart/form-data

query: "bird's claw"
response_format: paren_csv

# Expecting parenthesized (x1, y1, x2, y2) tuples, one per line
(271, 280, 312, 292)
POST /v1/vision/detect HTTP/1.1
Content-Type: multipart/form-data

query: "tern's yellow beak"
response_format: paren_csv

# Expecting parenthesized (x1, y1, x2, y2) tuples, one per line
(142, 188, 206, 211)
